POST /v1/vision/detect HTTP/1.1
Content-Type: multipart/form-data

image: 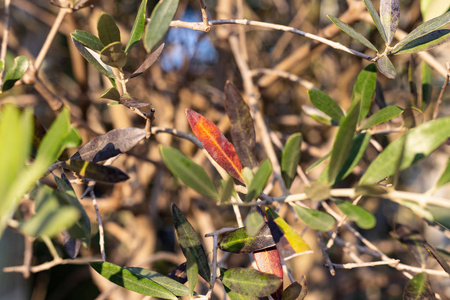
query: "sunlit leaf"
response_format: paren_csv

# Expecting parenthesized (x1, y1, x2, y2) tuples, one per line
(218, 224, 275, 253)
(97, 13, 121, 46)
(376, 55, 396, 79)
(220, 268, 282, 297)
(90, 262, 178, 299)
(129, 43, 165, 78)
(159, 145, 218, 198)
(328, 15, 378, 52)
(71, 29, 103, 51)
(281, 133, 302, 189)
(100, 42, 127, 69)
(186, 109, 244, 182)
(172, 204, 211, 283)
(392, 11, 450, 52)
(293, 205, 335, 231)
(336, 201, 376, 229)
(186, 250, 198, 296)
(224, 81, 257, 168)
(2, 56, 29, 92)
(421, 0, 450, 21)
(436, 158, 450, 188)
(403, 272, 436, 300)
(307, 90, 344, 123)
(125, 0, 148, 53)
(360, 117, 450, 184)
(364, 0, 388, 43)
(72, 38, 115, 78)
(245, 159, 272, 202)
(302, 105, 335, 126)
(245, 209, 265, 236)
(306, 153, 330, 174)
(225, 286, 258, 300)
(266, 207, 312, 260)
(352, 63, 377, 122)
(253, 247, 283, 299)
(380, 0, 400, 44)
(220, 177, 235, 204)
(71, 127, 146, 162)
(64, 160, 130, 183)
(99, 87, 120, 101)
(392, 29, 450, 54)
(359, 106, 403, 130)
(144, 0, 179, 52)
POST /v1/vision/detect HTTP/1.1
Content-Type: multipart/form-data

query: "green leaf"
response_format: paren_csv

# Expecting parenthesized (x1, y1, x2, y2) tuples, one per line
(421, 0, 450, 21)
(159, 145, 218, 198)
(125, 0, 148, 53)
(64, 160, 130, 183)
(283, 279, 307, 300)
(391, 29, 450, 54)
(327, 15, 378, 52)
(293, 205, 335, 231)
(2, 56, 29, 92)
(172, 204, 211, 283)
(245, 159, 272, 202)
(266, 207, 312, 260)
(436, 158, 450, 188)
(305, 182, 331, 201)
(99, 87, 120, 101)
(90, 262, 177, 299)
(218, 224, 275, 253)
(306, 153, 330, 174)
(376, 55, 396, 79)
(220, 177, 235, 204)
(360, 117, 450, 184)
(185, 250, 198, 295)
(0, 60, 3, 73)
(100, 42, 127, 69)
(307, 90, 344, 123)
(53, 173, 91, 247)
(19, 184, 80, 238)
(364, 0, 388, 43)
(97, 13, 121, 46)
(392, 11, 450, 52)
(225, 286, 258, 300)
(144, 0, 179, 52)
(352, 63, 377, 122)
(336, 201, 376, 229)
(359, 106, 404, 130)
(302, 105, 335, 126)
(71, 30, 104, 51)
(336, 132, 372, 183)
(220, 268, 282, 297)
(245, 209, 265, 236)
(380, 0, 400, 45)
(403, 272, 436, 300)
(327, 100, 360, 183)
(72, 38, 116, 78)
(281, 133, 302, 190)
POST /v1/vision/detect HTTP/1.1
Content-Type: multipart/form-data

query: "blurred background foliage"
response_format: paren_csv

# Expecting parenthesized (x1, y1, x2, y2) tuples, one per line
(0, 0, 449, 299)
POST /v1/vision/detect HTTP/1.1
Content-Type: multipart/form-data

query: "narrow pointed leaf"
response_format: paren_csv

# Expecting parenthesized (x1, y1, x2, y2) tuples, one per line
(328, 100, 360, 183)
(0, 60, 3, 73)
(352, 64, 377, 122)
(54, 173, 91, 247)
(71, 127, 146, 162)
(336, 132, 372, 183)
(360, 117, 450, 184)
(99, 87, 120, 101)
(224, 81, 257, 168)
(395, 224, 430, 265)
(64, 160, 130, 183)
(218, 224, 275, 253)
(283, 279, 307, 300)
(305, 182, 331, 201)
(172, 204, 211, 283)
(281, 133, 302, 189)
(125, 0, 148, 53)
(293, 205, 335, 231)
(2, 56, 29, 92)
(423, 243, 450, 275)
(376, 55, 396, 79)
(129, 43, 164, 78)
(90, 262, 177, 299)
(359, 106, 403, 130)
(71, 30, 103, 51)
(307, 90, 344, 122)
(159, 145, 218, 198)
(220, 177, 235, 203)
(421, 0, 450, 21)
(302, 105, 335, 126)
(144, 0, 179, 52)
(245, 159, 272, 202)
(186, 250, 198, 296)
(245, 210, 265, 236)
(72, 38, 115, 78)
(336, 201, 376, 229)
(266, 207, 312, 260)
(391, 29, 450, 54)
(220, 268, 282, 297)
(364, 0, 388, 43)
(328, 15, 378, 51)
(306, 153, 330, 174)
(97, 13, 121, 46)
(186, 109, 244, 182)
(393, 11, 450, 51)
(253, 247, 283, 299)
(120, 94, 151, 108)
(436, 158, 450, 188)
(403, 272, 435, 300)
(100, 42, 127, 69)
(380, 0, 400, 44)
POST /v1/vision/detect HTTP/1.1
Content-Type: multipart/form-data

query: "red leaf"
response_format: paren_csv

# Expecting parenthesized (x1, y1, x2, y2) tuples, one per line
(186, 109, 244, 182)
(253, 246, 283, 300)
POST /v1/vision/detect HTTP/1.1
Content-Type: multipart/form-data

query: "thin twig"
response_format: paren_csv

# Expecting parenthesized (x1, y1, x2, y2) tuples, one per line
(432, 63, 450, 120)
(328, 259, 400, 270)
(0, 0, 11, 87)
(318, 232, 335, 276)
(41, 235, 60, 261)
(3, 257, 101, 274)
(90, 190, 106, 261)
(250, 68, 316, 90)
(197, 0, 211, 31)
(151, 126, 203, 149)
